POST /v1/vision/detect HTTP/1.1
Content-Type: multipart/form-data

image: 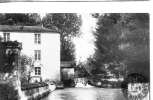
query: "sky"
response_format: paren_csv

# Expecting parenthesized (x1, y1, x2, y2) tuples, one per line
(73, 13, 97, 63)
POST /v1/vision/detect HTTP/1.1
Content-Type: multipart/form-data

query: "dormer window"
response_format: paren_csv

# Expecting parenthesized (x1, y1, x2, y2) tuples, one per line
(3, 32, 10, 42)
(34, 33, 41, 44)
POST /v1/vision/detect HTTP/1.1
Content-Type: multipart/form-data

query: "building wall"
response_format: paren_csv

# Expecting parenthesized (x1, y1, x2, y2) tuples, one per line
(61, 68, 74, 80)
(0, 32, 60, 81)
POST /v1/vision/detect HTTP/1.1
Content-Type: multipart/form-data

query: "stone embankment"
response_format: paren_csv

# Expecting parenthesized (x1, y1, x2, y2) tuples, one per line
(21, 82, 53, 100)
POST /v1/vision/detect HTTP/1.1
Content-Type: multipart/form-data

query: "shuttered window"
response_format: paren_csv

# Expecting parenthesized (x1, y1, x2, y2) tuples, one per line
(3, 33, 10, 42)
(34, 50, 41, 60)
(35, 67, 41, 75)
(34, 33, 41, 44)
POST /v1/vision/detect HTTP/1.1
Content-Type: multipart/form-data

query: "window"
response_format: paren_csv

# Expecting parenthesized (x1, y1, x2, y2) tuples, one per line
(34, 33, 41, 44)
(35, 67, 41, 75)
(3, 33, 10, 41)
(34, 50, 41, 60)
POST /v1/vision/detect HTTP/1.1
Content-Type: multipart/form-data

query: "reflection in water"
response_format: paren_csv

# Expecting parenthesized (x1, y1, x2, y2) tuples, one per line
(42, 88, 126, 100)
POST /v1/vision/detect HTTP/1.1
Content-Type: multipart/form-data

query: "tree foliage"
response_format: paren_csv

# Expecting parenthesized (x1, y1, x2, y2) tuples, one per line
(95, 14, 123, 63)
(0, 41, 22, 73)
(42, 13, 82, 61)
(20, 55, 34, 84)
(93, 13, 149, 79)
(42, 13, 81, 38)
(60, 39, 75, 61)
(0, 13, 41, 26)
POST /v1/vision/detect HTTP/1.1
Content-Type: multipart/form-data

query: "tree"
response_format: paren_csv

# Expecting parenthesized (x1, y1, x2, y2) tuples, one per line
(92, 14, 123, 75)
(0, 41, 22, 73)
(42, 13, 82, 61)
(93, 13, 149, 80)
(120, 13, 149, 80)
(0, 13, 41, 26)
(61, 39, 75, 61)
(20, 55, 34, 84)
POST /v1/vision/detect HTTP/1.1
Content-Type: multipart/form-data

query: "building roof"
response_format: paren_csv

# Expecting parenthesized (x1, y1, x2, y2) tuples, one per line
(61, 61, 76, 68)
(0, 25, 58, 33)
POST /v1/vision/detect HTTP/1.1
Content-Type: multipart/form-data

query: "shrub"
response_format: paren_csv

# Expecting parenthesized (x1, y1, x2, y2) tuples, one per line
(21, 82, 48, 90)
(0, 83, 18, 100)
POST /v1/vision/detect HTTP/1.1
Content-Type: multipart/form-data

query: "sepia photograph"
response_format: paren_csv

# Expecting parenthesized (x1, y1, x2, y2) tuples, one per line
(0, 13, 150, 100)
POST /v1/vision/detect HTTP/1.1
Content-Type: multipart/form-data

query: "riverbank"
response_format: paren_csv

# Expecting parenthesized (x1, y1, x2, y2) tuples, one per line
(21, 82, 54, 100)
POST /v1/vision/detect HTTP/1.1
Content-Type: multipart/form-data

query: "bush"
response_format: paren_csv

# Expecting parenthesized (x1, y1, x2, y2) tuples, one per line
(0, 83, 18, 100)
(21, 82, 48, 90)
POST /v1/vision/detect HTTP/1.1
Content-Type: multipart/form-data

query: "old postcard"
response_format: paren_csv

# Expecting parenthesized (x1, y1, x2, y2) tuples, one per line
(0, 13, 150, 100)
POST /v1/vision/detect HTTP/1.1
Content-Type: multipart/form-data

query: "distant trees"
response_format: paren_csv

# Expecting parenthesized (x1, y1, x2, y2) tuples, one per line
(0, 13, 41, 26)
(42, 13, 82, 61)
(60, 39, 75, 61)
(92, 13, 149, 79)
(75, 62, 91, 77)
